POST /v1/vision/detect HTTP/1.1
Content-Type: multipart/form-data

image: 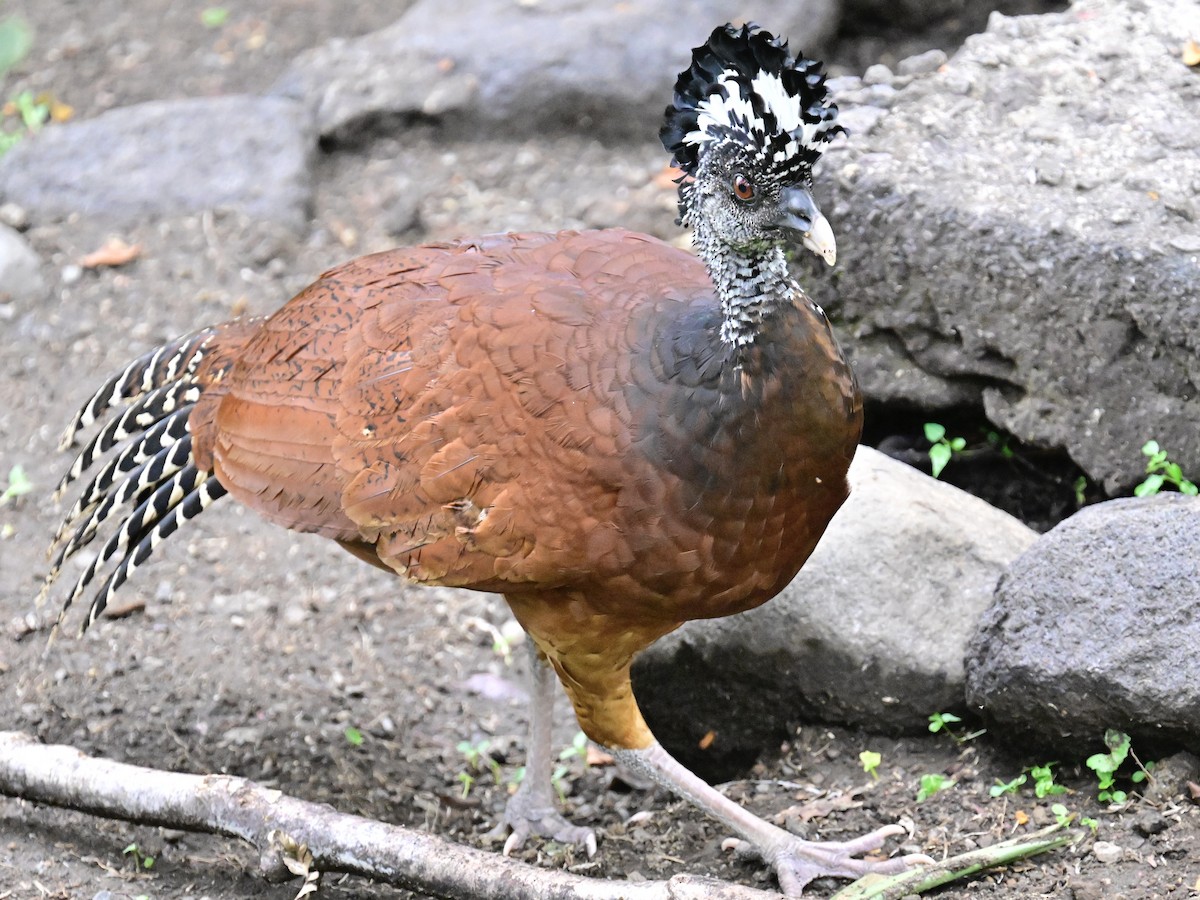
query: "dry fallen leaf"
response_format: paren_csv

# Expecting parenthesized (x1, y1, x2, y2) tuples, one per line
(774, 790, 864, 825)
(698, 729, 716, 750)
(1183, 39, 1200, 67)
(1014, 809, 1030, 826)
(79, 237, 142, 269)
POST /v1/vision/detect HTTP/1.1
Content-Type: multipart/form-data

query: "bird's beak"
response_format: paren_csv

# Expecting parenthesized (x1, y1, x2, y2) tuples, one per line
(777, 186, 837, 267)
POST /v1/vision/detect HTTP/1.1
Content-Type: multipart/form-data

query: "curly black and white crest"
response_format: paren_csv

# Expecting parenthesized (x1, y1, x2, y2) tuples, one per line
(660, 23, 843, 180)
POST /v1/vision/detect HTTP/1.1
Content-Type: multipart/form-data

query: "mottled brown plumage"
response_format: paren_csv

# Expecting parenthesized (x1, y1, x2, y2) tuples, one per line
(42, 24, 932, 893)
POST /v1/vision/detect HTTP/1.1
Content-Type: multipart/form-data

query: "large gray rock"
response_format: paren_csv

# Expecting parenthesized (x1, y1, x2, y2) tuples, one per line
(271, 0, 838, 142)
(633, 446, 1035, 779)
(0, 224, 44, 303)
(0, 96, 315, 229)
(966, 495, 1200, 755)
(810, 0, 1200, 492)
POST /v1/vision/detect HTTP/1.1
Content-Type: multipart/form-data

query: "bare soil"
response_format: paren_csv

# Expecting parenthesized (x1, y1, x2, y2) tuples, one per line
(2, 3, 1197, 899)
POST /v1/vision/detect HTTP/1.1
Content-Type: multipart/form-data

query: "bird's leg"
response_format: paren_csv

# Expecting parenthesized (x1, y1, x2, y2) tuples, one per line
(485, 643, 597, 857)
(610, 742, 932, 895)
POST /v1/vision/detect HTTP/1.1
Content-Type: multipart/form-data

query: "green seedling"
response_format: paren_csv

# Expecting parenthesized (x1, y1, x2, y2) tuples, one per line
(924, 423, 966, 479)
(550, 730, 590, 801)
(1085, 729, 1154, 804)
(201, 6, 230, 27)
(123, 842, 155, 870)
(989, 773, 1027, 797)
(986, 430, 1015, 460)
(859, 750, 882, 781)
(927, 711, 985, 744)
(0, 13, 31, 80)
(1135, 441, 1198, 496)
(457, 737, 503, 784)
(1073, 475, 1088, 506)
(456, 771, 475, 798)
(927, 712, 961, 734)
(917, 772, 954, 802)
(1050, 803, 1072, 827)
(1029, 762, 1067, 798)
(0, 464, 32, 506)
(343, 725, 364, 747)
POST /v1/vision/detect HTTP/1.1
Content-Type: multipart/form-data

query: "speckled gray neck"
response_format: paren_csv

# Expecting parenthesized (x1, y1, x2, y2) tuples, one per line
(693, 224, 797, 347)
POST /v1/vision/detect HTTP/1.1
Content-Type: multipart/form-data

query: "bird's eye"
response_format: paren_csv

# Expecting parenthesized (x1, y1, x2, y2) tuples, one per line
(731, 173, 756, 202)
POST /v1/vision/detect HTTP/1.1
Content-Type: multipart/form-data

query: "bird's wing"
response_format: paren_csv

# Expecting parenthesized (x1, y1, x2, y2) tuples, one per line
(210, 230, 715, 589)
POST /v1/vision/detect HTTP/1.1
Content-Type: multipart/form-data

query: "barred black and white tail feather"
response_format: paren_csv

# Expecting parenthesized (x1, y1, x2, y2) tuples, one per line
(42, 326, 230, 635)
(57, 329, 212, 452)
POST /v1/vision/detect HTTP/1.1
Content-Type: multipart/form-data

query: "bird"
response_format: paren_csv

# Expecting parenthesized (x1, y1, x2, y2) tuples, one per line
(39, 23, 929, 895)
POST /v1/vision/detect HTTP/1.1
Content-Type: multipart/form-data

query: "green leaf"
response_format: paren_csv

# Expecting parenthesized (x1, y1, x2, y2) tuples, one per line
(1134, 474, 1163, 496)
(929, 443, 951, 479)
(829, 823, 1072, 899)
(1182, 480, 1198, 496)
(949, 437, 967, 451)
(923, 422, 946, 443)
(917, 773, 953, 802)
(989, 773, 1026, 797)
(0, 464, 33, 505)
(1141, 440, 1160, 456)
(343, 726, 364, 746)
(0, 15, 32, 79)
(859, 750, 881, 779)
(201, 6, 230, 27)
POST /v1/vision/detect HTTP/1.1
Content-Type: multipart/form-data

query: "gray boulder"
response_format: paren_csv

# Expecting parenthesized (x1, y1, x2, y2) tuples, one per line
(270, 0, 838, 142)
(0, 224, 44, 303)
(633, 446, 1035, 778)
(966, 494, 1200, 755)
(0, 96, 315, 230)
(811, 0, 1200, 492)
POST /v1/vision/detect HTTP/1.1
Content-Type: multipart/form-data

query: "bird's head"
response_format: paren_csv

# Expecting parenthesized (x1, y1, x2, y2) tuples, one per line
(660, 24, 843, 266)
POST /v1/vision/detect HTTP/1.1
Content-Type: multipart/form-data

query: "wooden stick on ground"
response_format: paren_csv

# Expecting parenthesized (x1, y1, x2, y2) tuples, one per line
(0, 730, 777, 900)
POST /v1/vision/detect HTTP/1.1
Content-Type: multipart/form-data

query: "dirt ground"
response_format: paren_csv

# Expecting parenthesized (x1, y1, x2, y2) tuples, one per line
(2, 2, 1198, 899)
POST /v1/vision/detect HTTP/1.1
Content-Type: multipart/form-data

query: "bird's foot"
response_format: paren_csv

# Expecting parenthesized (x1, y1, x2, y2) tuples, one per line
(728, 823, 933, 896)
(484, 788, 597, 858)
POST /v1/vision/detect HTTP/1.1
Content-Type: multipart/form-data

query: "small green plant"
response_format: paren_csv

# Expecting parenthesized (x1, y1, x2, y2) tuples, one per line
(456, 771, 475, 798)
(1080, 815, 1099, 833)
(343, 725, 364, 747)
(457, 737, 503, 784)
(928, 711, 961, 734)
(1135, 441, 1198, 496)
(0, 464, 32, 506)
(917, 772, 954, 802)
(550, 730, 590, 800)
(927, 711, 985, 744)
(1029, 762, 1068, 798)
(1050, 803, 1073, 827)
(0, 12, 32, 80)
(1073, 475, 1088, 506)
(0, 89, 52, 156)
(123, 842, 155, 870)
(989, 773, 1027, 797)
(1085, 729, 1154, 804)
(201, 6, 230, 27)
(859, 750, 882, 780)
(924, 423, 966, 479)
(986, 430, 1015, 460)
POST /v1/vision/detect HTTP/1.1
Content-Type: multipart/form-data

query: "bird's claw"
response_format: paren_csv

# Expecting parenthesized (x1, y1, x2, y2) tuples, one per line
(727, 823, 933, 896)
(485, 795, 597, 858)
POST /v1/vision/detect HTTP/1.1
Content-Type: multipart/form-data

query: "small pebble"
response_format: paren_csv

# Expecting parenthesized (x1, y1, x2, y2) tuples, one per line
(897, 49, 947, 77)
(61, 263, 83, 286)
(0, 202, 28, 230)
(1092, 840, 1122, 863)
(863, 64, 893, 85)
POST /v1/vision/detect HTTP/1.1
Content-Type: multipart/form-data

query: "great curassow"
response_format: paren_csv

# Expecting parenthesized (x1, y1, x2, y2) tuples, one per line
(40, 24, 930, 894)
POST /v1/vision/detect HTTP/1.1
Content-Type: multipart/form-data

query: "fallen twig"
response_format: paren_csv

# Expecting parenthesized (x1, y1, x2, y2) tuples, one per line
(0, 731, 776, 900)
